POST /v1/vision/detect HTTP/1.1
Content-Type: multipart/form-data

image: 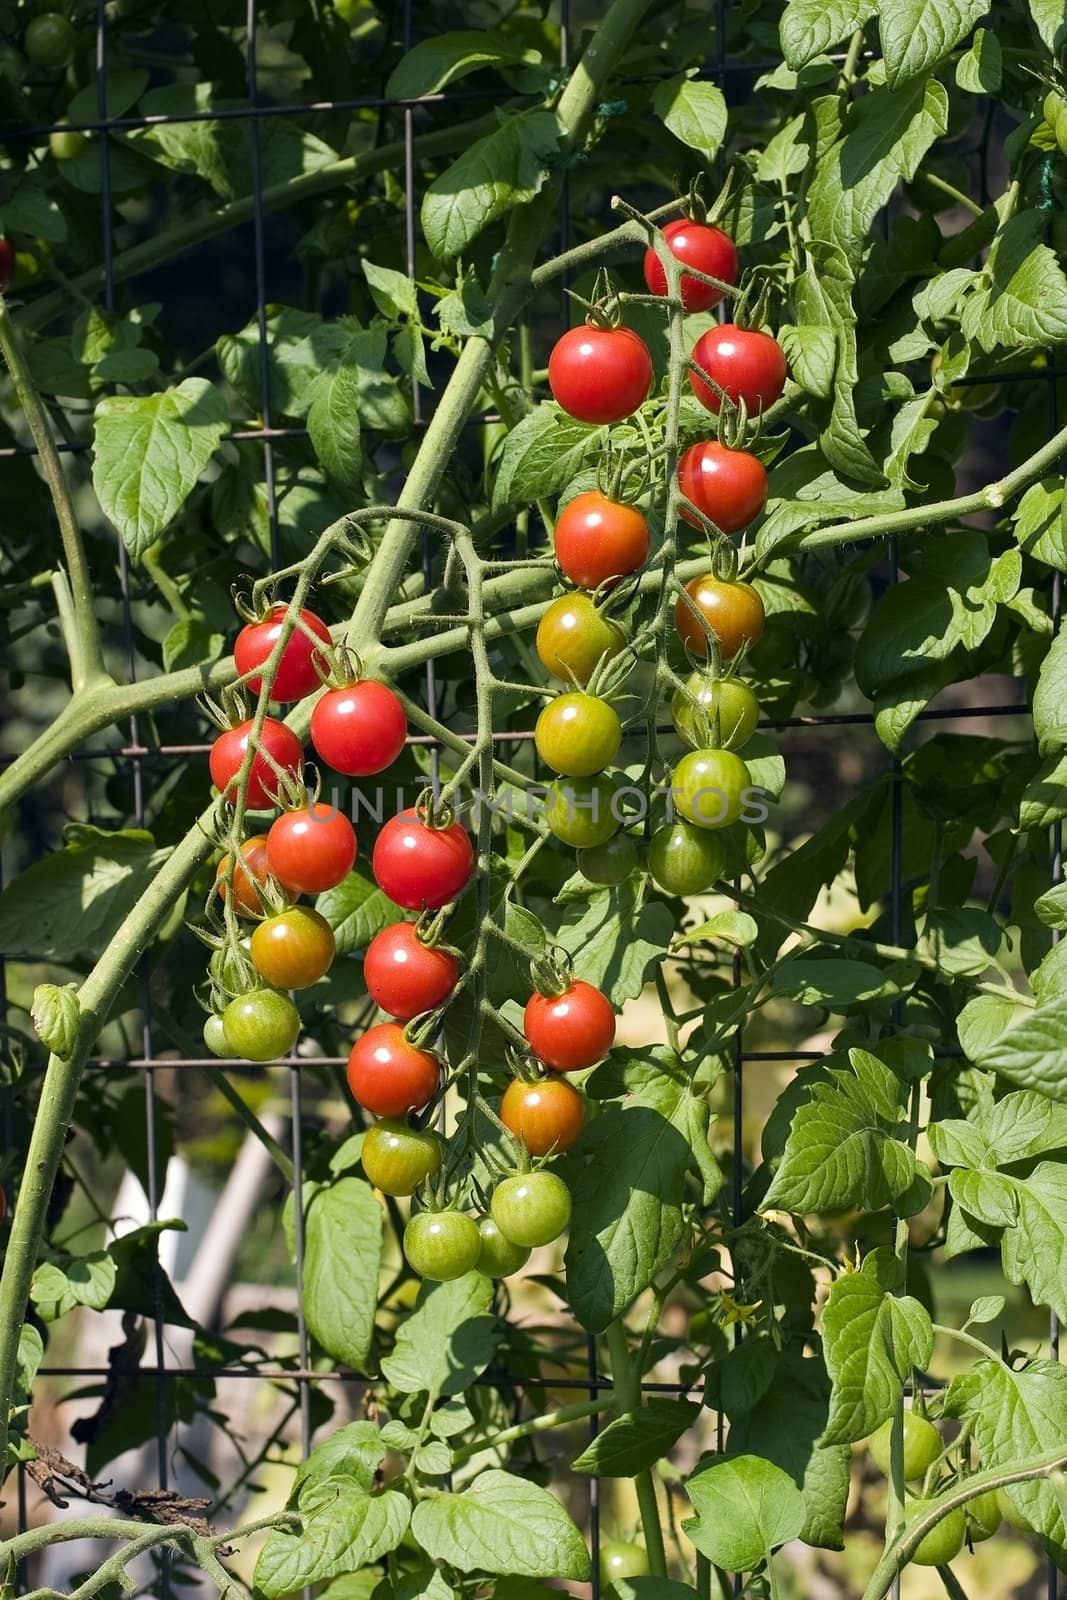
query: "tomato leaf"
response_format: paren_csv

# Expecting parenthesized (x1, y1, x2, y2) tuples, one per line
(961, 212, 1067, 351)
(255, 1484, 410, 1597)
(683, 1455, 806, 1572)
(410, 1470, 591, 1578)
(780, 0, 875, 68)
(385, 31, 540, 100)
(421, 110, 561, 261)
(0, 826, 168, 962)
(317, 872, 402, 956)
(554, 883, 674, 1006)
(571, 1399, 701, 1476)
(301, 1177, 383, 1373)
(492, 405, 607, 510)
(92, 378, 229, 557)
(381, 1273, 498, 1399)
(819, 1248, 933, 1444)
(876, 0, 987, 87)
(650, 77, 727, 159)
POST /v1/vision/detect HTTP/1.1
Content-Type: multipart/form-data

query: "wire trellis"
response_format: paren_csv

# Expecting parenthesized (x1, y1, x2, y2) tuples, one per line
(0, 6, 1061, 1600)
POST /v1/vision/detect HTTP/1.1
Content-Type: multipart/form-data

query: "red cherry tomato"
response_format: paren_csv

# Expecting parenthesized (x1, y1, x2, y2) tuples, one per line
(346, 1022, 441, 1116)
(0, 240, 14, 294)
(363, 922, 459, 1020)
(310, 679, 408, 776)
(675, 576, 766, 661)
(548, 325, 653, 424)
(266, 802, 357, 894)
(500, 1077, 585, 1155)
(209, 718, 304, 810)
(215, 835, 278, 916)
(372, 809, 474, 911)
(678, 442, 768, 535)
(234, 605, 331, 703)
(689, 325, 787, 416)
(524, 979, 616, 1072)
(553, 492, 650, 589)
(643, 219, 738, 312)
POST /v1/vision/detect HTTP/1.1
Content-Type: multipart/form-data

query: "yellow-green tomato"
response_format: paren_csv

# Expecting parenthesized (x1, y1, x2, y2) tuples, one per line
(671, 748, 751, 830)
(966, 1489, 1002, 1543)
(49, 121, 87, 159)
(222, 989, 300, 1062)
(535, 693, 622, 777)
(490, 1171, 572, 1248)
(599, 1542, 649, 1586)
(577, 833, 639, 886)
(545, 775, 621, 848)
(647, 820, 727, 895)
(202, 1015, 230, 1058)
(403, 1210, 481, 1280)
(869, 1414, 942, 1481)
(361, 1119, 443, 1196)
(535, 594, 626, 685)
(671, 671, 759, 752)
(475, 1215, 531, 1278)
(907, 1502, 966, 1567)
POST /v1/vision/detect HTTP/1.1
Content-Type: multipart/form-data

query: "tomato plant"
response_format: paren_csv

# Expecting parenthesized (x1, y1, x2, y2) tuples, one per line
(5, 6, 1067, 1597)
(266, 802, 357, 893)
(310, 678, 408, 775)
(548, 325, 653, 423)
(234, 604, 332, 702)
(553, 492, 650, 588)
(346, 1024, 441, 1117)
(362, 921, 459, 1019)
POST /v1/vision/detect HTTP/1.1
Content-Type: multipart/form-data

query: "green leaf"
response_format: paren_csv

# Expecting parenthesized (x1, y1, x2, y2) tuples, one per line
(1028, 0, 1067, 49)
(2, 184, 67, 243)
(794, 242, 881, 484)
(955, 28, 1001, 93)
(780, 0, 875, 68)
(293, 1421, 386, 1495)
(763, 1049, 920, 1215)
(31, 1251, 117, 1319)
(917, 906, 1005, 978)
(0, 827, 168, 962)
(726, 1347, 850, 1551)
(363, 261, 420, 321)
(1020, 751, 1067, 831)
(302, 1177, 383, 1372)
(1013, 479, 1067, 571)
(255, 1484, 410, 1598)
(807, 78, 948, 263)
(437, 273, 495, 340)
(945, 1359, 1067, 1561)
(771, 957, 911, 1008)
(650, 77, 727, 158)
(385, 31, 539, 99)
(92, 378, 229, 557)
(68, 69, 149, 122)
(961, 212, 1067, 352)
(162, 618, 224, 673)
(491, 406, 606, 511)
(381, 1273, 498, 1398)
(778, 323, 835, 398)
(673, 911, 758, 949)
(571, 1399, 700, 1476)
(308, 363, 363, 491)
(876, 0, 987, 86)
(819, 1248, 934, 1444)
(1034, 631, 1067, 753)
(411, 1471, 590, 1579)
(956, 991, 1029, 1064)
(564, 1049, 721, 1331)
(317, 873, 402, 956)
(1036, 881, 1067, 931)
(555, 884, 674, 1006)
(966, 1294, 1005, 1325)
(683, 1456, 806, 1572)
(30, 982, 80, 1057)
(421, 110, 560, 260)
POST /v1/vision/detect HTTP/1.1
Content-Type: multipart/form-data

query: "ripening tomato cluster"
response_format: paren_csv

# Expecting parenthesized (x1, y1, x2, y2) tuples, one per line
(203, 598, 422, 1063)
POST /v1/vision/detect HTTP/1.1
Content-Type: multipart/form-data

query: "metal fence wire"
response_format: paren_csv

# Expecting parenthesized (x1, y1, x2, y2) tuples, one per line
(0, 3, 1061, 1599)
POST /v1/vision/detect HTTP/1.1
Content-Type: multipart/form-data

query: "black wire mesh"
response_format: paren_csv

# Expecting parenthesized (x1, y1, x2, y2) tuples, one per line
(0, 6, 1060, 1599)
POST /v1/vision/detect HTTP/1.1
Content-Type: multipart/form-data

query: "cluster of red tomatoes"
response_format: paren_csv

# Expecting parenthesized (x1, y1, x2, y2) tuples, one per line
(532, 218, 782, 894)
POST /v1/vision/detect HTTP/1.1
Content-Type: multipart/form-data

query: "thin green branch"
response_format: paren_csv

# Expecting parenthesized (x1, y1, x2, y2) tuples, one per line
(605, 1319, 668, 1577)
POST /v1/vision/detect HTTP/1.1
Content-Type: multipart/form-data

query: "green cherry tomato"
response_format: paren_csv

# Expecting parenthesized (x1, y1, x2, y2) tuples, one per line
(996, 1487, 1033, 1531)
(599, 1542, 650, 1586)
(535, 693, 622, 777)
(203, 1015, 230, 1058)
(672, 672, 759, 752)
(545, 775, 622, 848)
(403, 1210, 481, 1281)
(577, 833, 640, 886)
(869, 1414, 942, 1481)
(222, 989, 300, 1062)
(361, 1119, 443, 1196)
(647, 820, 727, 895)
(966, 1490, 1002, 1543)
(906, 1502, 966, 1567)
(490, 1171, 572, 1248)
(535, 594, 626, 686)
(475, 1215, 531, 1278)
(49, 121, 88, 159)
(25, 13, 76, 70)
(672, 748, 751, 830)
(1056, 100, 1067, 158)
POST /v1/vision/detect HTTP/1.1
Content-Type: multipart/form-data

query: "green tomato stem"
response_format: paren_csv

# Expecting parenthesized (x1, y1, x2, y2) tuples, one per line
(604, 1318, 668, 1577)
